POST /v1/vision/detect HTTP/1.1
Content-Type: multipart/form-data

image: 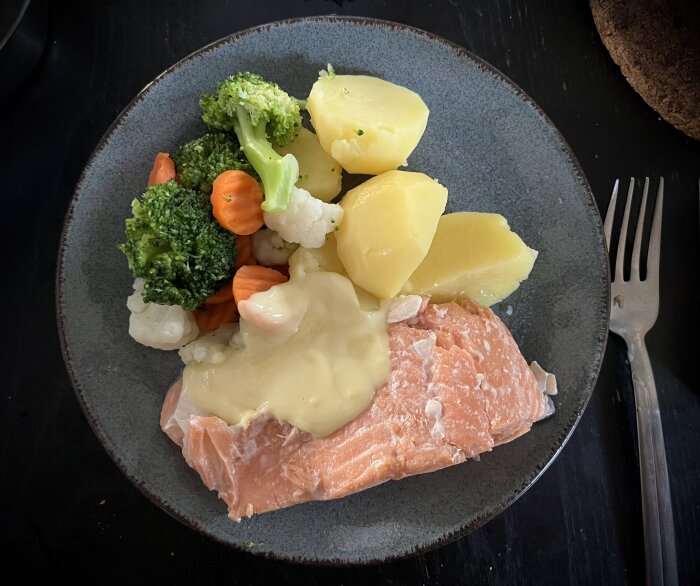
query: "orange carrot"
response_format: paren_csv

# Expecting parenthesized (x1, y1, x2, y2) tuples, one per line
(233, 265, 288, 305)
(211, 170, 264, 235)
(147, 152, 177, 186)
(269, 264, 290, 278)
(194, 298, 238, 332)
(235, 234, 257, 269)
(205, 280, 234, 305)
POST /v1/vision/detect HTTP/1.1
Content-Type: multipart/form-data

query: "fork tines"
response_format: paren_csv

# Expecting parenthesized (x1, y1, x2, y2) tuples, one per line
(604, 177, 664, 283)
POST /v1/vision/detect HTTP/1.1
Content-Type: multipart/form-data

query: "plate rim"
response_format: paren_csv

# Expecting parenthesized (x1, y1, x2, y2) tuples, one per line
(55, 15, 610, 565)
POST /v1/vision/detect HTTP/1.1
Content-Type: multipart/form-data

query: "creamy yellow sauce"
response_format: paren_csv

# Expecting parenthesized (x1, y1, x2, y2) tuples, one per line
(183, 266, 391, 438)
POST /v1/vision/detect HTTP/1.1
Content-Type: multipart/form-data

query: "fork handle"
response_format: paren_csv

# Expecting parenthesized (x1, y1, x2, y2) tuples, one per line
(627, 334, 678, 586)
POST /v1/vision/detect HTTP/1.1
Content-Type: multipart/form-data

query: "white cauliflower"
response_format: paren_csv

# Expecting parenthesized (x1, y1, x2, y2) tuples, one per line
(263, 186, 343, 249)
(251, 229, 298, 266)
(178, 323, 239, 365)
(238, 282, 308, 333)
(127, 278, 199, 350)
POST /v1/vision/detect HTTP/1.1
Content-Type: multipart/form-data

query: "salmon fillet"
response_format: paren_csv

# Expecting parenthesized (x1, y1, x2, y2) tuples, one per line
(161, 300, 554, 520)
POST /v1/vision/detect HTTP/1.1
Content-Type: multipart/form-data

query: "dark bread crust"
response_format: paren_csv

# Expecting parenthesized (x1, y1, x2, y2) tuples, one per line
(590, 0, 700, 141)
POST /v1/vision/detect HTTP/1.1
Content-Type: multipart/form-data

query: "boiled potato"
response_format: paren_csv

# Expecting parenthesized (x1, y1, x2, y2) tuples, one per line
(401, 212, 537, 305)
(306, 75, 429, 175)
(275, 128, 342, 202)
(336, 170, 447, 298)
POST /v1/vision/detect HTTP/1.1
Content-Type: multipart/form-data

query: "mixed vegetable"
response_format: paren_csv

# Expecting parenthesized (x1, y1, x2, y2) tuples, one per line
(119, 180, 237, 310)
(120, 68, 537, 351)
(200, 72, 302, 212)
(173, 132, 255, 194)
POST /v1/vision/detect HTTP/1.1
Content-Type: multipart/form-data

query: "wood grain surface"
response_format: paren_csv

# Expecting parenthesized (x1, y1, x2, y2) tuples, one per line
(1, 0, 699, 583)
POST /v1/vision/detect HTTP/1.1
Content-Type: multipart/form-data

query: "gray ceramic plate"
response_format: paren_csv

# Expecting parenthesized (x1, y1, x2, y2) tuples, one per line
(57, 17, 609, 564)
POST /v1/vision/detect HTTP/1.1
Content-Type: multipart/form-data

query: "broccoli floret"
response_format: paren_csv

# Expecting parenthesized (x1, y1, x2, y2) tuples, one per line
(200, 72, 302, 212)
(172, 132, 256, 194)
(119, 180, 237, 310)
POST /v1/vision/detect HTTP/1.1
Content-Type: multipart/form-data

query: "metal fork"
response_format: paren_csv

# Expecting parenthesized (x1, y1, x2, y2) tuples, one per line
(604, 177, 677, 586)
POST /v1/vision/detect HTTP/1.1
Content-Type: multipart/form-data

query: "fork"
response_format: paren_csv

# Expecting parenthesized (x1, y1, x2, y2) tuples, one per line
(604, 177, 677, 586)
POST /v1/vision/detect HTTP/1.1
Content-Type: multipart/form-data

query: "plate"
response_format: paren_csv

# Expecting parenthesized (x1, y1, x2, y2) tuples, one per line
(57, 16, 609, 564)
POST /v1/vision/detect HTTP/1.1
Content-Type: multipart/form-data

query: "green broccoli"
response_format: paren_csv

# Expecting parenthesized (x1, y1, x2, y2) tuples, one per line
(200, 72, 302, 212)
(119, 180, 237, 310)
(172, 132, 256, 194)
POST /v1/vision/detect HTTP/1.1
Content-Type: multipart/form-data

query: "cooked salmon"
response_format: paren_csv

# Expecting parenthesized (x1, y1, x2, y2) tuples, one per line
(161, 300, 554, 520)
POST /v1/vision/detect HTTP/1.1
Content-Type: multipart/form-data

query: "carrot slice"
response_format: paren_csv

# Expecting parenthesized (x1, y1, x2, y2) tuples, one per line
(205, 280, 234, 305)
(211, 170, 264, 235)
(233, 265, 288, 305)
(268, 264, 290, 278)
(197, 233, 257, 314)
(235, 234, 257, 269)
(194, 298, 238, 332)
(147, 152, 177, 186)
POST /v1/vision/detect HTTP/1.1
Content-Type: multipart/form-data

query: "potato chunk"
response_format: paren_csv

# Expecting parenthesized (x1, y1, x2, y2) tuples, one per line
(336, 170, 447, 298)
(275, 128, 342, 202)
(402, 212, 537, 305)
(306, 75, 429, 175)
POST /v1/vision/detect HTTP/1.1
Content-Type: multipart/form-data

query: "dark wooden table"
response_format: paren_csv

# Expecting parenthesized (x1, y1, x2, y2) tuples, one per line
(2, 0, 699, 583)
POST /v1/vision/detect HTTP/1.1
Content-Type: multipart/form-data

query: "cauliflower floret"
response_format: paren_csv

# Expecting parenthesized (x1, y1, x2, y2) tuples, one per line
(126, 279, 148, 313)
(179, 323, 239, 365)
(251, 229, 298, 266)
(263, 186, 343, 249)
(238, 282, 308, 333)
(127, 278, 199, 350)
